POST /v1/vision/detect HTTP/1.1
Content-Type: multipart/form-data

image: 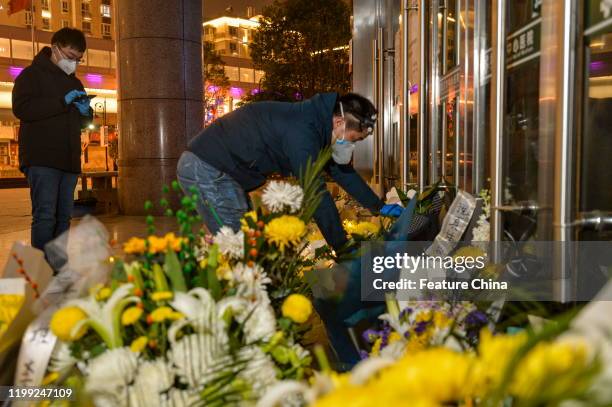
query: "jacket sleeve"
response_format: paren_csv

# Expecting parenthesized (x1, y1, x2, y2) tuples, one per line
(12, 68, 69, 122)
(328, 162, 384, 213)
(285, 139, 349, 252)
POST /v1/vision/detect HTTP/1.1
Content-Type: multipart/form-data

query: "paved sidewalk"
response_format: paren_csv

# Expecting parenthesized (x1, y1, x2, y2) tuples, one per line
(0, 188, 178, 270)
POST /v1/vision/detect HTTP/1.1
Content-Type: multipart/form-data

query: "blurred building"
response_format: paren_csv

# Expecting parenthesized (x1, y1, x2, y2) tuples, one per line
(203, 8, 264, 122)
(0, 0, 117, 178)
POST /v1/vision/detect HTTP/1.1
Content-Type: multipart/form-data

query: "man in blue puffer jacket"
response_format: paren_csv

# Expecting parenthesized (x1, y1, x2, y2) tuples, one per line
(178, 92, 402, 251)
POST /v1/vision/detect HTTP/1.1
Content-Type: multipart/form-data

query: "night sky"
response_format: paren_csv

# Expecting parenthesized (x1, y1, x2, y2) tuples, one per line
(203, 0, 275, 20)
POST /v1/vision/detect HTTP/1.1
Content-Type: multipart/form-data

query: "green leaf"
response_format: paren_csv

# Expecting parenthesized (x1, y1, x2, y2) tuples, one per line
(163, 249, 187, 292)
(152, 263, 169, 292)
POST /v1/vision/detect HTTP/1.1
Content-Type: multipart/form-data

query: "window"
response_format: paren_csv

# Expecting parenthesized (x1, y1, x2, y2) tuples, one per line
(101, 23, 111, 38)
(229, 26, 238, 36)
(25, 11, 32, 26)
(240, 68, 254, 83)
(100, 4, 111, 18)
(42, 17, 51, 31)
(81, 2, 91, 20)
(0, 38, 10, 58)
(41, 0, 49, 11)
(88, 49, 110, 68)
(255, 70, 264, 84)
(62, 20, 69, 28)
(12, 40, 34, 60)
(229, 42, 237, 54)
(224, 66, 239, 82)
(61, 1, 69, 13)
(82, 21, 91, 34)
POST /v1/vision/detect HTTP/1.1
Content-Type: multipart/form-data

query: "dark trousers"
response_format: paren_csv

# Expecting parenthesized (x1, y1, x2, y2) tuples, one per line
(25, 166, 78, 254)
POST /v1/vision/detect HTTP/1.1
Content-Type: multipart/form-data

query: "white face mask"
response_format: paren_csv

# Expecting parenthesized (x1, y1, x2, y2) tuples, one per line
(54, 46, 77, 75)
(331, 103, 355, 164)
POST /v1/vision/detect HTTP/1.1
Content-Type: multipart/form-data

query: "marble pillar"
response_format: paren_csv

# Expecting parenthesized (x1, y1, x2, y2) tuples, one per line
(115, 0, 203, 214)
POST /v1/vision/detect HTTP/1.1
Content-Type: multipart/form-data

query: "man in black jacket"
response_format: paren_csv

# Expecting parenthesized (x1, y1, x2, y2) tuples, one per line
(178, 92, 403, 251)
(12, 28, 93, 257)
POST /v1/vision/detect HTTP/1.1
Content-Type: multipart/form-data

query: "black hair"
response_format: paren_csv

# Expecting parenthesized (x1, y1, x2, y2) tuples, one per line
(51, 28, 87, 52)
(333, 93, 378, 133)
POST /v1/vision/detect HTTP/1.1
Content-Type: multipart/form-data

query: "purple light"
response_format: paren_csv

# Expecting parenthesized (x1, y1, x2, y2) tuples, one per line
(409, 84, 419, 94)
(8, 66, 23, 77)
(207, 85, 220, 93)
(229, 86, 243, 98)
(85, 73, 103, 84)
(590, 61, 605, 72)
(251, 88, 261, 95)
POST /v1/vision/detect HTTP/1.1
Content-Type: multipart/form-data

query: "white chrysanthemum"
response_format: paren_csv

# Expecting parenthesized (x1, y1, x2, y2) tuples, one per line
(48, 342, 77, 375)
(232, 262, 271, 301)
(243, 302, 277, 343)
(213, 226, 244, 259)
(85, 347, 138, 405)
(238, 346, 279, 399)
(471, 214, 490, 243)
(262, 181, 304, 213)
(128, 359, 175, 407)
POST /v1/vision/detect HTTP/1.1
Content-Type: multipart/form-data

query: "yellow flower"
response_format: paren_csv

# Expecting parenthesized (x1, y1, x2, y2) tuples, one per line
(241, 211, 258, 231)
(123, 237, 146, 254)
(453, 246, 486, 259)
(0, 294, 25, 338)
(50, 306, 88, 341)
(151, 291, 173, 301)
(265, 215, 306, 252)
(164, 233, 186, 252)
(96, 287, 112, 301)
(41, 372, 59, 385)
(149, 306, 182, 322)
(511, 339, 590, 400)
(344, 220, 380, 237)
(147, 235, 168, 254)
(130, 336, 148, 353)
(281, 294, 312, 323)
(121, 306, 143, 325)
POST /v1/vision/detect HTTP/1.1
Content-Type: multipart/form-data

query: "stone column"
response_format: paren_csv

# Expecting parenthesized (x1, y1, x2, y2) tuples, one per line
(115, 0, 203, 214)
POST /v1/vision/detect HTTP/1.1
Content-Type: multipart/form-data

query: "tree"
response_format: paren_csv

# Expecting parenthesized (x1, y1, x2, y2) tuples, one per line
(249, 0, 351, 101)
(204, 41, 229, 90)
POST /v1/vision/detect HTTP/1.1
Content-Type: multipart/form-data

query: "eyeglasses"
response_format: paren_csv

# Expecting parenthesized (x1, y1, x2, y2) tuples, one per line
(56, 46, 84, 64)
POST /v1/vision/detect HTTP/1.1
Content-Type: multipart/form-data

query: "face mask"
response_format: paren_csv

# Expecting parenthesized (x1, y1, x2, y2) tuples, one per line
(54, 46, 77, 75)
(331, 103, 355, 164)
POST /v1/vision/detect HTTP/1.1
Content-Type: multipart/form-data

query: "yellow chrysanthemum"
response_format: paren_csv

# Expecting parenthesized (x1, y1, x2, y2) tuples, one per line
(0, 294, 25, 338)
(151, 291, 173, 301)
(147, 235, 168, 254)
(121, 306, 143, 325)
(96, 287, 112, 301)
(130, 336, 148, 353)
(343, 220, 380, 237)
(41, 372, 59, 385)
(164, 233, 186, 252)
(123, 237, 146, 254)
(50, 306, 88, 341)
(150, 306, 174, 322)
(281, 294, 312, 324)
(453, 246, 486, 259)
(264, 215, 306, 252)
(240, 211, 258, 231)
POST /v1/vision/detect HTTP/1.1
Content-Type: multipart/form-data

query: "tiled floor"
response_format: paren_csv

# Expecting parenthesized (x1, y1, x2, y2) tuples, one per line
(0, 188, 179, 270)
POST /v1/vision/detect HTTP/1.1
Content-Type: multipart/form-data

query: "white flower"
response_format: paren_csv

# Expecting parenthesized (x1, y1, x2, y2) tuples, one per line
(471, 214, 490, 243)
(243, 302, 277, 343)
(128, 359, 175, 407)
(238, 346, 279, 398)
(48, 342, 77, 375)
(85, 347, 138, 406)
(262, 181, 304, 213)
(213, 227, 244, 260)
(232, 262, 271, 301)
(67, 283, 139, 348)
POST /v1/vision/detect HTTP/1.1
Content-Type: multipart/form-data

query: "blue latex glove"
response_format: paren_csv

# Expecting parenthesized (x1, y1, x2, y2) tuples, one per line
(380, 203, 404, 217)
(64, 89, 86, 105)
(74, 99, 91, 116)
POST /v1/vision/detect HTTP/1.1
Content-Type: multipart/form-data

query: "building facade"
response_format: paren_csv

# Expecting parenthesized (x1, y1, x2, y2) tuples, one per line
(0, 0, 117, 178)
(203, 14, 265, 122)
